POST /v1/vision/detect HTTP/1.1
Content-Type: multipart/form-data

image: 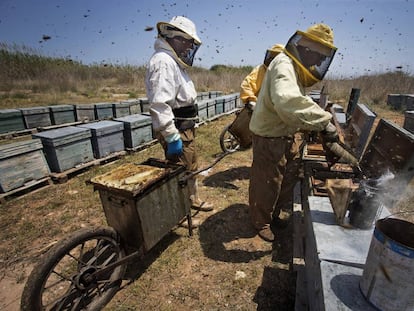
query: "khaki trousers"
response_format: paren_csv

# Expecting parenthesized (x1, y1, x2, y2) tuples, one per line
(249, 133, 304, 231)
(155, 128, 198, 172)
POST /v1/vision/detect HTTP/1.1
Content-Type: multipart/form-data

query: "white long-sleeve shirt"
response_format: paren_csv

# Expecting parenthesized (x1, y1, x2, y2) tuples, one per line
(145, 38, 197, 139)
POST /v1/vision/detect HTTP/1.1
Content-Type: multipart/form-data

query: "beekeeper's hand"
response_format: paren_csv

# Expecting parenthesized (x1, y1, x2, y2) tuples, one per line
(166, 133, 183, 156)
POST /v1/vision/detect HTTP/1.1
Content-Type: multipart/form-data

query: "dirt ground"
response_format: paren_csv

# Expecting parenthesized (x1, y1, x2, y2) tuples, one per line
(0, 115, 297, 310)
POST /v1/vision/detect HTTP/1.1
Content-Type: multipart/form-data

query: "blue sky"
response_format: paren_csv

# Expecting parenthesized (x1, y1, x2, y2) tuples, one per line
(1, 0, 413, 78)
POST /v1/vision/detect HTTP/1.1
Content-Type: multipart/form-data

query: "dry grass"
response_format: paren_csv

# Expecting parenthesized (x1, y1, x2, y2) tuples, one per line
(2, 43, 414, 111)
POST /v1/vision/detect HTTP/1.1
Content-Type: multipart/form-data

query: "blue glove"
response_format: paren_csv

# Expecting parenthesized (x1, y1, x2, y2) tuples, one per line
(167, 138, 183, 156)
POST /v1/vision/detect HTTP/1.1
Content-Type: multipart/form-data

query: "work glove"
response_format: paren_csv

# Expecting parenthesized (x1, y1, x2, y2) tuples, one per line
(246, 101, 256, 111)
(167, 139, 183, 156)
(320, 122, 339, 143)
(165, 133, 183, 156)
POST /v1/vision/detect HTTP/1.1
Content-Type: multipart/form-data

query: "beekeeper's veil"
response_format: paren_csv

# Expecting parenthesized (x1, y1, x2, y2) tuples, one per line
(285, 23, 337, 87)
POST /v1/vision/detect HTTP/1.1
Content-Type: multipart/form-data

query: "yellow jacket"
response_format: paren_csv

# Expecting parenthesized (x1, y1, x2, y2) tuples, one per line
(240, 64, 267, 103)
(249, 53, 332, 137)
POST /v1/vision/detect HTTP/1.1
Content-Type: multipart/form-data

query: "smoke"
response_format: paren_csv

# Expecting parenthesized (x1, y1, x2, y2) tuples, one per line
(370, 169, 414, 216)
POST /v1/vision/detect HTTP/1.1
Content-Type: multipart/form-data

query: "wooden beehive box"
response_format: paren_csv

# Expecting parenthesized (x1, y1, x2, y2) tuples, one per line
(114, 114, 153, 148)
(78, 120, 124, 158)
(207, 99, 216, 118)
(0, 139, 50, 192)
(139, 98, 150, 113)
(344, 103, 377, 158)
(75, 104, 96, 122)
(215, 98, 224, 115)
(223, 94, 238, 112)
(20, 106, 52, 129)
(125, 99, 141, 115)
(113, 102, 130, 118)
(94, 102, 114, 120)
(33, 126, 94, 173)
(404, 111, 414, 134)
(0, 109, 25, 134)
(50, 104, 76, 125)
(197, 91, 209, 101)
(196, 100, 208, 121)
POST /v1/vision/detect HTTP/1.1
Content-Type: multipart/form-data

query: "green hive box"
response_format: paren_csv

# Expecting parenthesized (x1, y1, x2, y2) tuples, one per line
(33, 126, 94, 173)
(78, 120, 125, 158)
(50, 104, 76, 125)
(114, 114, 153, 148)
(20, 106, 52, 129)
(0, 109, 25, 134)
(0, 139, 50, 192)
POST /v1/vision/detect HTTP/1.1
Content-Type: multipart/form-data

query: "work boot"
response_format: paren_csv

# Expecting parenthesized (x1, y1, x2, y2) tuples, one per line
(180, 217, 201, 229)
(191, 197, 214, 212)
(258, 227, 275, 242)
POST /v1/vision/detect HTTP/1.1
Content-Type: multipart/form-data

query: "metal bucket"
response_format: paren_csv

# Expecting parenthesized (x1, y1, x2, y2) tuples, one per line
(348, 179, 382, 229)
(360, 217, 414, 311)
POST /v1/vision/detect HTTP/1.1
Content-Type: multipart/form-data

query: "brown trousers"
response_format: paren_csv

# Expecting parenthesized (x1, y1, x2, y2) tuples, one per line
(249, 133, 304, 231)
(155, 128, 198, 172)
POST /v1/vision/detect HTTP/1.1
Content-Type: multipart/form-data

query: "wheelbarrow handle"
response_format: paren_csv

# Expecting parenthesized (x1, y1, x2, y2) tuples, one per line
(179, 151, 232, 185)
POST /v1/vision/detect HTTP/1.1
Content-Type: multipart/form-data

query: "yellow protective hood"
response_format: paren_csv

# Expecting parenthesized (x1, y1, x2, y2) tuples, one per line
(284, 23, 337, 87)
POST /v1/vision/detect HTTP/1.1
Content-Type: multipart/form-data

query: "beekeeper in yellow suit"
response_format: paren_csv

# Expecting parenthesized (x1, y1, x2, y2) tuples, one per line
(249, 24, 339, 242)
(145, 16, 213, 228)
(240, 44, 284, 110)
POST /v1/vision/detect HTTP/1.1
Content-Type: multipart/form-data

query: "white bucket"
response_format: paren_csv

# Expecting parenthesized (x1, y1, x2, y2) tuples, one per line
(360, 217, 414, 311)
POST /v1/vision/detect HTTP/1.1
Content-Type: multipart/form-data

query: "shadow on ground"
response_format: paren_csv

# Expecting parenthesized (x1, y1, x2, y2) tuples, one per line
(199, 203, 271, 263)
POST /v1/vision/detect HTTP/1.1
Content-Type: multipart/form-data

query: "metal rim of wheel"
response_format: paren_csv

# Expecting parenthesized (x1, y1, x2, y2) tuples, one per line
(219, 124, 240, 153)
(21, 227, 126, 311)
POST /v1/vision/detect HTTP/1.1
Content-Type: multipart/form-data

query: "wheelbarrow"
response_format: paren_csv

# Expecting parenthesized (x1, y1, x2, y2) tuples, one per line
(20, 155, 231, 311)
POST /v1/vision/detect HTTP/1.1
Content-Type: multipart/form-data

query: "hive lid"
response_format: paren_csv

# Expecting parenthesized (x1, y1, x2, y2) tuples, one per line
(32, 126, 91, 146)
(19, 106, 50, 115)
(114, 114, 152, 127)
(360, 118, 414, 178)
(49, 104, 74, 112)
(0, 109, 22, 118)
(78, 120, 124, 135)
(0, 139, 43, 159)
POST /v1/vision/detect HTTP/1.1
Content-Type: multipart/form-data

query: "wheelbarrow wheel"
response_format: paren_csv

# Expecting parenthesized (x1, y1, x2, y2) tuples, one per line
(219, 124, 240, 153)
(21, 227, 126, 311)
